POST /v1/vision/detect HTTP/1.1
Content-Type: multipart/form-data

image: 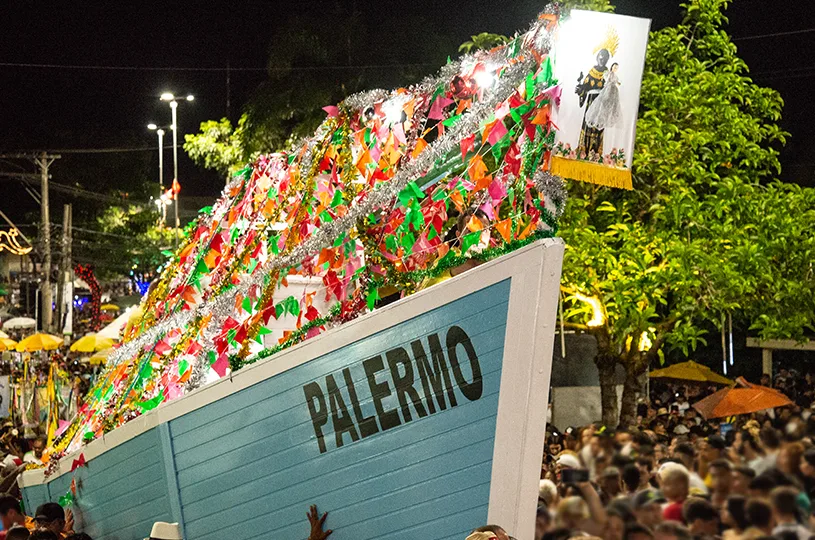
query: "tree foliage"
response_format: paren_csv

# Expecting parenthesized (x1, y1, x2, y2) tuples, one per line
(183, 117, 247, 178)
(76, 205, 176, 281)
(560, 0, 815, 426)
(458, 33, 509, 54)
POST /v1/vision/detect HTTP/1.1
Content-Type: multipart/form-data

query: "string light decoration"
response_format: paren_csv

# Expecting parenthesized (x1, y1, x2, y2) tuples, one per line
(74, 264, 101, 331)
(0, 228, 32, 255)
(51, 7, 572, 454)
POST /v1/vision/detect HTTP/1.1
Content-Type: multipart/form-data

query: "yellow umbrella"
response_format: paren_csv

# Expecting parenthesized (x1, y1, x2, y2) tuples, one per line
(88, 347, 114, 365)
(100, 304, 120, 311)
(0, 330, 8, 339)
(15, 333, 64, 352)
(0, 338, 18, 351)
(649, 360, 733, 385)
(70, 334, 115, 353)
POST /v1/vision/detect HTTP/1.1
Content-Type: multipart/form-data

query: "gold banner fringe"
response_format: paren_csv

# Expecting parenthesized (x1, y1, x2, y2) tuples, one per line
(550, 156, 632, 190)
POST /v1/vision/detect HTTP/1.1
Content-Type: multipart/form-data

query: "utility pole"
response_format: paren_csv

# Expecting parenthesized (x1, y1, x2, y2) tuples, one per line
(56, 204, 72, 338)
(64, 205, 73, 338)
(35, 152, 59, 332)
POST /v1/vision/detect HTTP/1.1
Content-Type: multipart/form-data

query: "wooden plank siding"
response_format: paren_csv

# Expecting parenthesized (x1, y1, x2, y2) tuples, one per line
(21, 239, 565, 540)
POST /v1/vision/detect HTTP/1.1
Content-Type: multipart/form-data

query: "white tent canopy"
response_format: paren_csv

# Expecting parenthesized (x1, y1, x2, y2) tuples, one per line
(96, 308, 134, 340)
(3, 317, 36, 330)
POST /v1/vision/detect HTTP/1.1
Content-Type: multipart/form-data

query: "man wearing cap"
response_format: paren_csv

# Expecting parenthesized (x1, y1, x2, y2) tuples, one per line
(633, 489, 666, 529)
(598, 466, 622, 504)
(32, 504, 71, 539)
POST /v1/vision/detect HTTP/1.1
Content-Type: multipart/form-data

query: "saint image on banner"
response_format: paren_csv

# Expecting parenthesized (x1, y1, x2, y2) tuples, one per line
(550, 11, 650, 190)
(575, 27, 619, 156)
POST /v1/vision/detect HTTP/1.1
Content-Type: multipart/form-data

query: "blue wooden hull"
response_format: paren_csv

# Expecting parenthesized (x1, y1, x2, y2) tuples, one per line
(22, 239, 564, 540)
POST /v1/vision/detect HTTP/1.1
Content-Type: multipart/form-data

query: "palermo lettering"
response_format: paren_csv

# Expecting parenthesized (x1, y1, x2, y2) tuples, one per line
(303, 325, 483, 453)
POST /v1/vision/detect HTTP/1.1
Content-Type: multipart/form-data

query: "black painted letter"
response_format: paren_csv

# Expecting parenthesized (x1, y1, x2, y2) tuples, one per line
(363, 355, 401, 430)
(386, 347, 428, 422)
(343, 367, 379, 438)
(446, 326, 483, 401)
(304, 381, 329, 454)
(326, 374, 360, 449)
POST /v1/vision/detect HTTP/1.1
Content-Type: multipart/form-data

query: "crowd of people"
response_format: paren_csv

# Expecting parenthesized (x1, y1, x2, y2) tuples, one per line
(513, 371, 815, 540)
(0, 367, 812, 540)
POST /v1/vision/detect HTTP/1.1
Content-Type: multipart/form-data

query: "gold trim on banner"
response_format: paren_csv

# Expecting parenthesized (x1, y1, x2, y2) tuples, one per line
(550, 156, 632, 190)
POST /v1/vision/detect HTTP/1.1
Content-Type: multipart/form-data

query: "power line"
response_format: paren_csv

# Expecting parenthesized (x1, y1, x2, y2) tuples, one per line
(735, 27, 815, 41)
(0, 61, 436, 72)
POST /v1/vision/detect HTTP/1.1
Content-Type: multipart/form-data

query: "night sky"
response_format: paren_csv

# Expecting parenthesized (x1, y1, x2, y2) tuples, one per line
(1, 0, 813, 226)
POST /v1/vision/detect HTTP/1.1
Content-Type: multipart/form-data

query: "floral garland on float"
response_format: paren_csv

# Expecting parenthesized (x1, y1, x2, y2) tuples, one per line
(45, 7, 625, 458)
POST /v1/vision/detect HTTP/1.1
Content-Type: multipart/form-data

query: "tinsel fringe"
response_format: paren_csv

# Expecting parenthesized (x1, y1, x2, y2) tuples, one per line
(550, 156, 632, 190)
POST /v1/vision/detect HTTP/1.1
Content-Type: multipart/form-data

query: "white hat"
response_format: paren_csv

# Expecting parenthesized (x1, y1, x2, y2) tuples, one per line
(148, 522, 183, 540)
(557, 453, 582, 469)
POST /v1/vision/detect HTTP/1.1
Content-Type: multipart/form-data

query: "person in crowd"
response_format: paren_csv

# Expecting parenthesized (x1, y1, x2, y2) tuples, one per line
(654, 522, 692, 540)
(625, 522, 655, 540)
(539, 479, 558, 509)
(733, 429, 764, 471)
(466, 533, 498, 540)
(778, 442, 806, 480)
(743, 498, 774, 538)
(732, 466, 757, 496)
(632, 489, 666, 529)
(770, 486, 812, 540)
(755, 426, 782, 475)
(555, 496, 589, 531)
(622, 463, 643, 496)
(22, 439, 44, 466)
(698, 435, 726, 481)
(708, 459, 732, 509)
(0, 494, 33, 535)
(32, 504, 71, 539)
(659, 463, 691, 522)
(800, 449, 815, 502)
(28, 532, 57, 540)
(720, 496, 749, 540)
(682, 498, 718, 540)
(637, 456, 656, 490)
(535, 506, 551, 540)
(306, 506, 332, 540)
(672, 443, 708, 494)
(471, 525, 510, 540)
(598, 466, 622, 503)
(5, 527, 29, 540)
(605, 500, 635, 540)
(63, 535, 91, 540)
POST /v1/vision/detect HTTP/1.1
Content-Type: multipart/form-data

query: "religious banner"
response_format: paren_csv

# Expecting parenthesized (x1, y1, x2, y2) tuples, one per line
(550, 10, 651, 189)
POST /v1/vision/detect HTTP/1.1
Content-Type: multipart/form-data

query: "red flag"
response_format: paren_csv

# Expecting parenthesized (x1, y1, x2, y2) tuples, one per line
(71, 453, 86, 471)
(172, 179, 181, 195)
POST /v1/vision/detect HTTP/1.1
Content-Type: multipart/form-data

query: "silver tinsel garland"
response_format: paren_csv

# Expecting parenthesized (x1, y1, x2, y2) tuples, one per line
(108, 13, 564, 395)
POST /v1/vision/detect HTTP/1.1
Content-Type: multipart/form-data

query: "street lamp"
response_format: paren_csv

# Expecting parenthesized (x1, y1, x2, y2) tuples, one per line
(147, 123, 167, 225)
(159, 92, 194, 246)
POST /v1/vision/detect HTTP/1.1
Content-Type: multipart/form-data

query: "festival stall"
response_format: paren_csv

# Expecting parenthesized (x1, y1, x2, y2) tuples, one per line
(21, 7, 649, 540)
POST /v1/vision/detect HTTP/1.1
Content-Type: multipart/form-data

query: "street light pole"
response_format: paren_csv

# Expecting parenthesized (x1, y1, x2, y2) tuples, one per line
(158, 128, 165, 224)
(161, 92, 193, 248)
(148, 123, 168, 225)
(170, 100, 179, 247)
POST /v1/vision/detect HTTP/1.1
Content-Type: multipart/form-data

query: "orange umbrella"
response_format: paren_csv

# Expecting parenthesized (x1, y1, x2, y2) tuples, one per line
(693, 377, 792, 419)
